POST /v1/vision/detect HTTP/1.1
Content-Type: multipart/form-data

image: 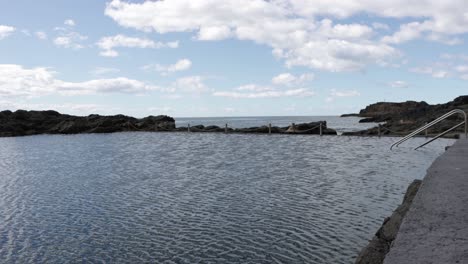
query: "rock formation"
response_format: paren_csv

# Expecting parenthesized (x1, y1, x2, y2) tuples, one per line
(342, 95, 468, 137)
(179, 121, 337, 135)
(0, 110, 337, 137)
(354, 179, 422, 264)
(0, 110, 175, 137)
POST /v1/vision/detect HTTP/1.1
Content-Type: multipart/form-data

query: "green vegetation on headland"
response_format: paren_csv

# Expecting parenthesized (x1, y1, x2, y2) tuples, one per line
(342, 95, 468, 137)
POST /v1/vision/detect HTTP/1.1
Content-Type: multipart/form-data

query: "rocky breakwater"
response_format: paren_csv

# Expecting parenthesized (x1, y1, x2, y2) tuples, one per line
(0, 110, 337, 137)
(175, 121, 337, 135)
(342, 95, 468, 137)
(0, 110, 175, 137)
(354, 179, 422, 264)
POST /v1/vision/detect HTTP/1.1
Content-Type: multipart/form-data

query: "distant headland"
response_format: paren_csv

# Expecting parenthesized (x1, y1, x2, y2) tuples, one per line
(342, 95, 468, 137)
(1, 95, 466, 138)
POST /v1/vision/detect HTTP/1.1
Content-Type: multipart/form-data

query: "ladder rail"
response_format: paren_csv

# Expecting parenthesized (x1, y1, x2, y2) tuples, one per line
(390, 109, 467, 150)
(414, 121, 466, 150)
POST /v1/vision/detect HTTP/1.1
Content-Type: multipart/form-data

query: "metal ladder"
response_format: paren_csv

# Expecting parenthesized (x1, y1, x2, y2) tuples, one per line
(390, 109, 467, 150)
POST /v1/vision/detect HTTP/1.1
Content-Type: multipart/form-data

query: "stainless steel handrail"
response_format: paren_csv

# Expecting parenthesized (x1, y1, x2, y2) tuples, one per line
(390, 109, 467, 150)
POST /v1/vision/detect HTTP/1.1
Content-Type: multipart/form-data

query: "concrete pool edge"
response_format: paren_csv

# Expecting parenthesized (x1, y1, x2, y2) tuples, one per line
(356, 137, 467, 264)
(354, 179, 423, 264)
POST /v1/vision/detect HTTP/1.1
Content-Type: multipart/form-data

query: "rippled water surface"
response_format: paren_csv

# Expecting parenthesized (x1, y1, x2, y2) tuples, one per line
(0, 132, 453, 263)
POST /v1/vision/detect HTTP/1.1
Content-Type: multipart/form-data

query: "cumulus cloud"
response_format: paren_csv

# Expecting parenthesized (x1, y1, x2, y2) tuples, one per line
(214, 80, 315, 98)
(171, 76, 209, 93)
(454, 65, 468, 73)
(64, 19, 76, 26)
(422, 54, 468, 79)
(214, 88, 315, 99)
(53, 25, 87, 49)
(372, 22, 390, 31)
(326, 89, 360, 102)
(330, 89, 360, 97)
(35, 31, 47, 40)
(388, 80, 409, 88)
(0, 100, 112, 115)
(0, 64, 161, 97)
(104, 0, 403, 72)
(381, 22, 423, 44)
(0, 25, 15, 39)
(213, 71, 316, 99)
(91, 67, 121, 76)
(96, 34, 179, 57)
(271, 73, 314, 86)
(142, 59, 192, 75)
(148, 106, 173, 113)
(410, 67, 449, 78)
(235, 84, 274, 92)
(53, 32, 88, 49)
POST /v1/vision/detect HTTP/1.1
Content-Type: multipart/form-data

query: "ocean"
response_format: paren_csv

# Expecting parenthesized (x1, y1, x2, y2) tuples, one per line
(0, 116, 453, 263)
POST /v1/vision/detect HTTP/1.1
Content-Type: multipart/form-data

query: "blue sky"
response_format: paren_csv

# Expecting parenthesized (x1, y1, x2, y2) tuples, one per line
(0, 0, 467, 117)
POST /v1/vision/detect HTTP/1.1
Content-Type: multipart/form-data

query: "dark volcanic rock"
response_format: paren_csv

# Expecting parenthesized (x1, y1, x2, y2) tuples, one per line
(283, 121, 337, 135)
(0, 110, 339, 137)
(180, 121, 337, 135)
(340, 113, 360, 117)
(0, 110, 175, 137)
(354, 179, 422, 264)
(345, 95, 468, 136)
(359, 101, 429, 121)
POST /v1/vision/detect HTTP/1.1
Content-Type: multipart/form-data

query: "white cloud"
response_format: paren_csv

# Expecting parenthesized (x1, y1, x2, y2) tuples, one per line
(454, 65, 468, 73)
(212, 71, 316, 99)
(432, 70, 449, 78)
(53, 30, 88, 49)
(330, 89, 360, 97)
(223, 107, 236, 113)
(143, 59, 192, 75)
(382, 21, 464, 45)
(0, 100, 115, 115)
(96, 34, 179, 57)
(35, 31, 47, 40)
(389, 80, 409, 88)
(148, 106, 173, 113)
(171, 76, 209, 93)
(236, 84, 274, 92)
(382, 22, 423, 44)
(198, 25, 233, 40)
(426, 54, 468, 79)
(213, 88, 315, 99)
(91, 67, 121, 76)
(167, 59, 192, 72)
(21, 29, 31, 36)
(104, 0, 400, 72)
(271, 73, 314, 86)
(0, 100, 119, 116)
(64, 19, 75, 26)
(440, 53, 468, 61)
(426, 33, 462, 45)
(105, 0, 468, 70)
(0, 64, 57, 97)
(410, 66, 449, 78)
(326, 89, 360, 102)
(59, 78, 160, 95)
(0, 25, 15, 39)
(372, 22, 390, 31)
(0, 64, 161, 97)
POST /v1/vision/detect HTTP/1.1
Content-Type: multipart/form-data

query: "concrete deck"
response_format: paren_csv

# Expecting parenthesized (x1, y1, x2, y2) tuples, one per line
(384, 138, 468, 264)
